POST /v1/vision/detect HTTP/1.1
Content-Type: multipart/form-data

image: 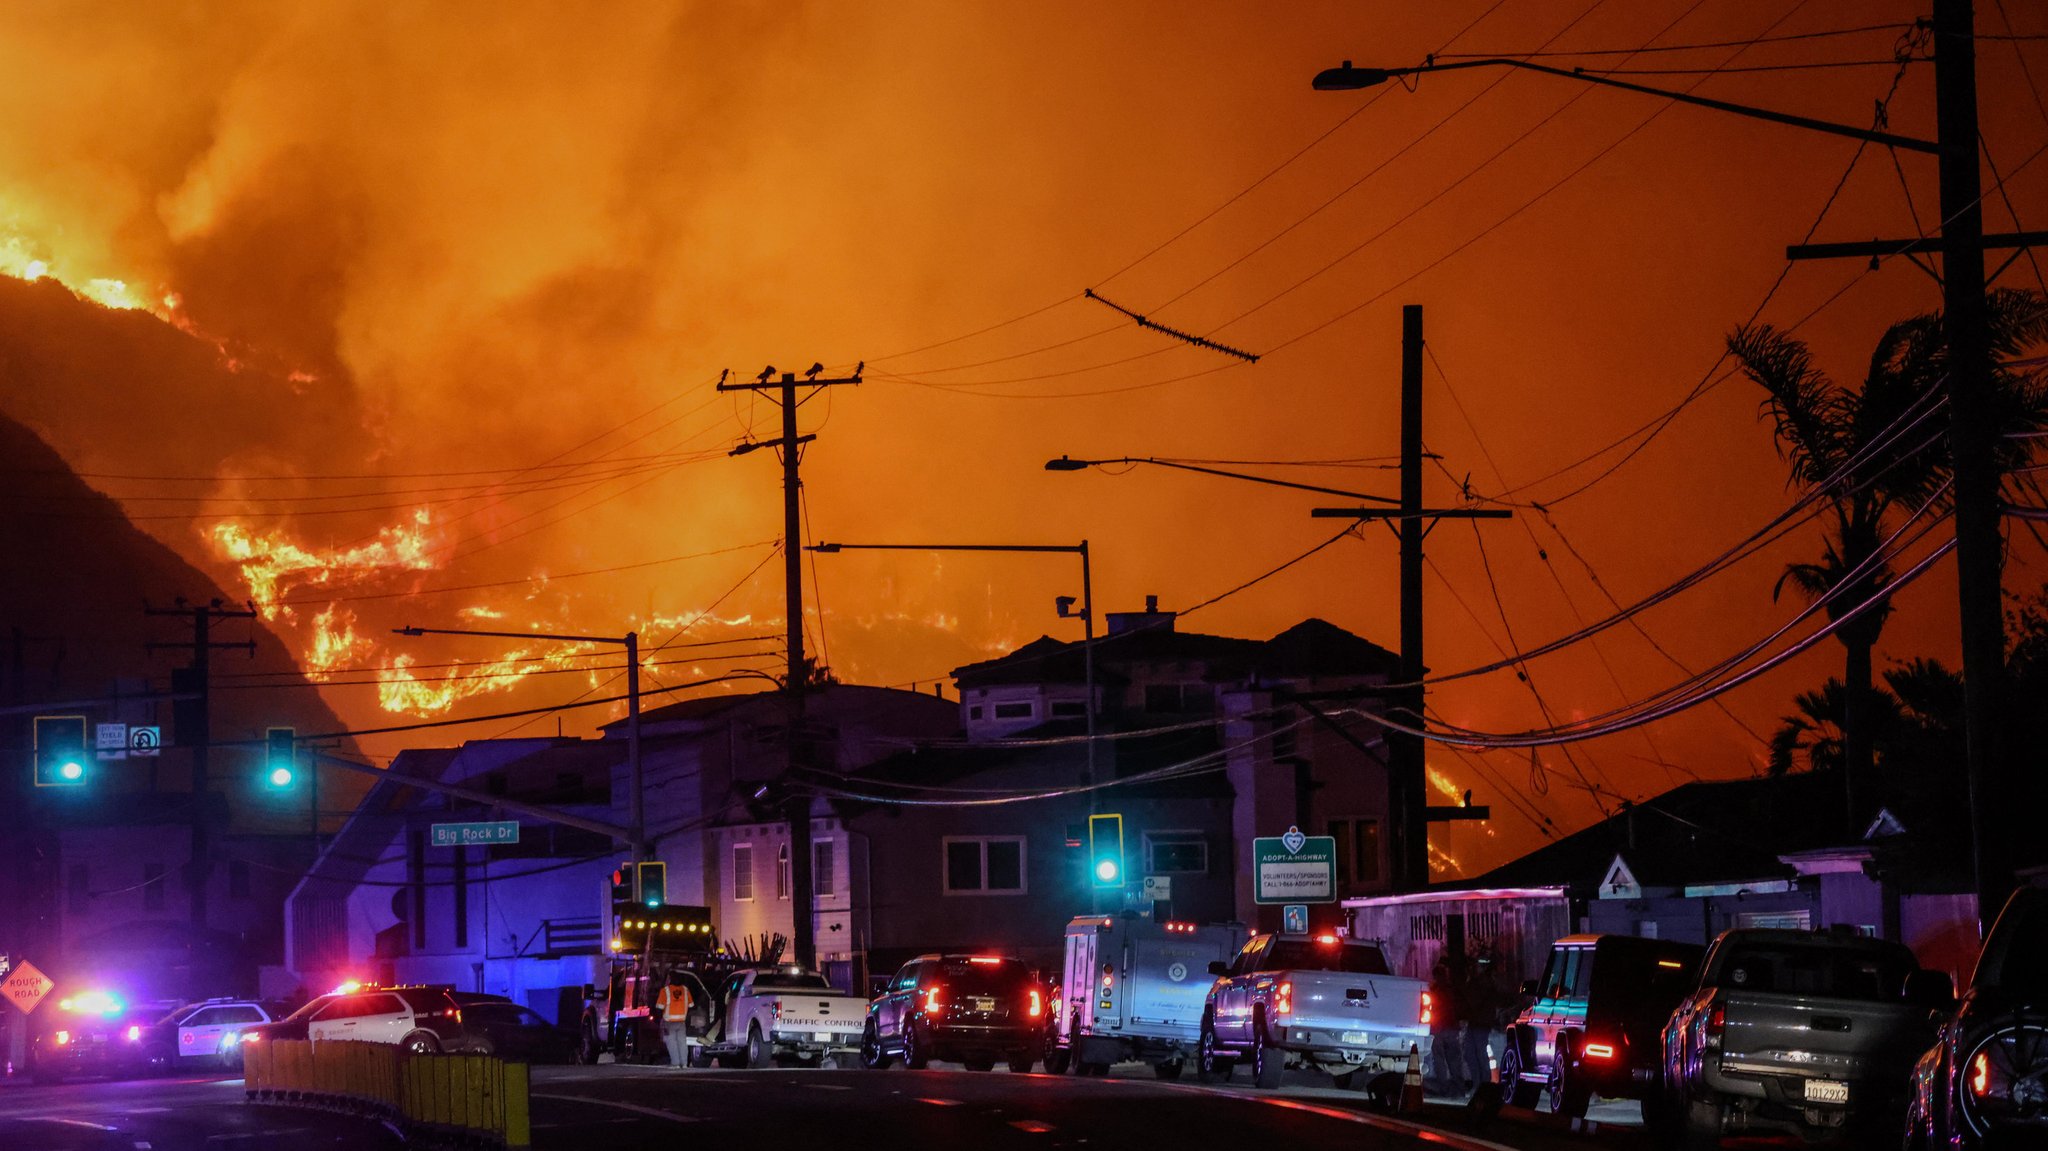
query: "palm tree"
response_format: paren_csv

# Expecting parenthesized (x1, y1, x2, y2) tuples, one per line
(1729, 288, 2048, 829)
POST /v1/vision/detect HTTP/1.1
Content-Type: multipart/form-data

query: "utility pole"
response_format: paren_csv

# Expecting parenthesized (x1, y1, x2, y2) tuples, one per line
(1784, 0, 2017, 926)
(721, 363, 862, 971)
(145, 599, 256, 929)
(1312, 306, 1509, 892)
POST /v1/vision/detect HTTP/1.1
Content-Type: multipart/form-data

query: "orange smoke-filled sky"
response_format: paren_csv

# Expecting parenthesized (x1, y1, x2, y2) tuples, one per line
(2, 0, 2044, 875)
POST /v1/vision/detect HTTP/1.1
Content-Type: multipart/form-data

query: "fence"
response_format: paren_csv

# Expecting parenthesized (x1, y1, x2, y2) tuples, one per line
(242, 1038, 531, 1148)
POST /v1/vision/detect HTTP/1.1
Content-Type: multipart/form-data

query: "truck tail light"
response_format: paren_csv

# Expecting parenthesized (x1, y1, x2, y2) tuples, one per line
(923, 986, 944, 1015)
(1583, 1042, 1615, 1061)
(1276, 981, 1293, 1016)
(1705, 1002, 1725, 1048)
(771, 1001, 783, 1021)
(1027, 989, 1043, 1018)
(1419, 990, 1433, 1026)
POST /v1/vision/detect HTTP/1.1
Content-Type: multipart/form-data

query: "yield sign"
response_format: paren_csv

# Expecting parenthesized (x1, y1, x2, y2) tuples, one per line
(3, 960, 53, 1015)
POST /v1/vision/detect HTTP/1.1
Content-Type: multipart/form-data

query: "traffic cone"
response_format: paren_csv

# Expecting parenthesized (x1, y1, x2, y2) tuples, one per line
(1401, 1043, 1425, 1113)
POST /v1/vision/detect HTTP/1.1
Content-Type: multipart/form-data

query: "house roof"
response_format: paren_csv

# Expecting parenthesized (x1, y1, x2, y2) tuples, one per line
(1471, 770, 1865, 892)
(950, 616, 1397, 689)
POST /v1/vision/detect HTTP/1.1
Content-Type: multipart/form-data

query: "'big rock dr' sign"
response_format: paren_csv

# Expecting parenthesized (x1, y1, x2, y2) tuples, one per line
(1253, 825, 1337, 905)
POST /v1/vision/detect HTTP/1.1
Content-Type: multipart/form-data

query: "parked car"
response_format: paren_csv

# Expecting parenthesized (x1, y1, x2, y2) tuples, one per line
(137, 998, 284, 1072)
(1904, 886, 2047, 1149)
(1198, 931, 1431, 1089)
(861, 954, 1046, 1072)
(29, 991, 181, 1083)
(1499, 933, 1705, 1117)
(239, 984, 505, 1055)
(1660, 927, 1950, 1147)
(451, 1002, 579, 1064)
(1053, 914, 1245, 1079)
(699, 966, 868, 1068)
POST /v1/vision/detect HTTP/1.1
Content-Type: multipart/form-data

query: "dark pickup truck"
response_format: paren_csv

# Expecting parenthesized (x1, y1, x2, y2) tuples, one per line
(1659, 927, 1951, 1147)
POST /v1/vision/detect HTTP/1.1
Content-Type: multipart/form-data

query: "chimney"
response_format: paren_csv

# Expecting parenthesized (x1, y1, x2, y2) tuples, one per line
(1106, 595, 1175, 637)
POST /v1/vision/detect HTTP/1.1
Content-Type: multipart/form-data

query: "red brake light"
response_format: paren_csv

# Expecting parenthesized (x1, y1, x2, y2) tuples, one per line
(924, 986, 943, 1014)
(1584, 1042, 1615, 1060)
(1027, 989, 1043, 1018)
(1705, 1002, 1725, 1044)
(967, 957, 1002, 965)
(1315, 934, 1338, 945)
(1420, 990, 1434, 1026)
(1971, 1051, 1991, 1097)
(1276, 981, 1293, 1016)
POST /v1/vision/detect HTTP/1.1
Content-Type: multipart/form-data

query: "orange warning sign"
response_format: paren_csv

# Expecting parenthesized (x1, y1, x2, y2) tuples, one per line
(4, 961, 54, 1015)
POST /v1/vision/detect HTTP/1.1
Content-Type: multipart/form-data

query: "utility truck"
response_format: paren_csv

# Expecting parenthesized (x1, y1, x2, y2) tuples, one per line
(1050, 914, 1245, 1078)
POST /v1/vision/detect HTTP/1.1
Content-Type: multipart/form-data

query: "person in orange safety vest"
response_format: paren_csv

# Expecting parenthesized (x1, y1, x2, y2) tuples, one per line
(657, 970, 695, 1068)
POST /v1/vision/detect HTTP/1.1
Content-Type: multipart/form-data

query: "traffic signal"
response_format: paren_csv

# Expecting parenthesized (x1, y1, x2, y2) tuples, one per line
(1088, 813, 1124, 889)
(265, 727, 295, 788)
(636, 860, 667, 907)
(610, 864, 635, 904)
(33, 716, 88, 788)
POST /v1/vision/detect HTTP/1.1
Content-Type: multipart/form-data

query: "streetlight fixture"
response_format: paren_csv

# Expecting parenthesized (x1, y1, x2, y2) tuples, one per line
(805, 541, 1098, 789)
(1318, 6, 2029, 917)
(394, 624, 649, 863)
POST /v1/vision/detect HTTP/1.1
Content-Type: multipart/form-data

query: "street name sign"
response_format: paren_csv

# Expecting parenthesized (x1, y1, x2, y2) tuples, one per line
(430, 821, 520, 847)
(4, 960, 53, 1015)
(1253, 825, 1337, 904)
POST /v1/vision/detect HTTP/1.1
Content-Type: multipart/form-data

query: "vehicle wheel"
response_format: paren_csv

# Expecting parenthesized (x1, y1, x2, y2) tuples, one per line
(1680, 1085, 1723, 1151)
(860, 1021, 893, 1070)
(1043, 1048, 1070, 1074)
(403, 1031, 441, 1056)
(1196, 1015, 1234, 1084)
(1250, 1013, 1284, 1089)
(902, 1020, 929, 1070)
(1547, 1052, 1590, 1119)
(964, 1059, 995, 1072)
(1008, 1053, 1035, 1074)
(1498, 1035, 1540, 1108)
(745, 1024, 769, 1069)
(1154, 1059, 1183, 1081)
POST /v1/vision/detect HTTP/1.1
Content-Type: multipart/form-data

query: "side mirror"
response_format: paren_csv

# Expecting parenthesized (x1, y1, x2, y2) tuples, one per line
(1209, 961, 1231, 977)
(1905, 969, 1957, 1013)
(1520, 979, 1539, 998)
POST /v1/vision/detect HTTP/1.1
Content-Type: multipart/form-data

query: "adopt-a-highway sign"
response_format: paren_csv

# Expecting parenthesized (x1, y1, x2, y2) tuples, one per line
(1253, 825, 1336, 904)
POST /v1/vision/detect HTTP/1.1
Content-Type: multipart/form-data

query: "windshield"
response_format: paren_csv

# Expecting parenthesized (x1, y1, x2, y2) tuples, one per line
(935, 959, 1030, 993)
(1716, 941, 1914, 1001)
(1974, 888, 2048, 993)
(752, 974, 832, 991)
(1265, 939, 1391, 974)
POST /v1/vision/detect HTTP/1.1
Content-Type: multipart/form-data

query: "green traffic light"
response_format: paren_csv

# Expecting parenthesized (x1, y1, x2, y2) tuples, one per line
(268, 766, 294, 788)
(59, 761, 83, 781)
(1094, 858, 1119, 883)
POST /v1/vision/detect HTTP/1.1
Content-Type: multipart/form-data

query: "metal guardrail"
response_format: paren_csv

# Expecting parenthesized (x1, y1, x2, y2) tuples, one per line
(243, 1038, 531, 1148)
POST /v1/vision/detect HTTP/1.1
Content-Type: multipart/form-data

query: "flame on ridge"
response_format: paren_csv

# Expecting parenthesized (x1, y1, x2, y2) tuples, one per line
(210, 509, 436, 619)
(2, 227, 166, 313)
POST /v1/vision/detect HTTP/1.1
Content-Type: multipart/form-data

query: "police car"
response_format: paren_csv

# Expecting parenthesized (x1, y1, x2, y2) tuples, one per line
(140, 998, 284, 1071)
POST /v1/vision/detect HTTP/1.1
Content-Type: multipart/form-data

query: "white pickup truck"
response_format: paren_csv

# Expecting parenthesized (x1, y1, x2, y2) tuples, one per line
(700, 966, 869, 1068)
(1199, 931, 1432, 1089)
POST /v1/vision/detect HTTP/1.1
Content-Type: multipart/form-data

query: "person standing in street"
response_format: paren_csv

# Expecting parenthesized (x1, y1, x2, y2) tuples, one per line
(657, 970, 694, 1069)
(1461, 953, 1506, 1099)
(1425, 958, 1468, 1096)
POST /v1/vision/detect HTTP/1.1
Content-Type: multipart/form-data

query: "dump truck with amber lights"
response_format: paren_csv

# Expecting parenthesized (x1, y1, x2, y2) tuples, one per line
(1198, 930, 1432, 1089)
(1052, 913, 1246, 1078)
(577, 873, 726, 1065)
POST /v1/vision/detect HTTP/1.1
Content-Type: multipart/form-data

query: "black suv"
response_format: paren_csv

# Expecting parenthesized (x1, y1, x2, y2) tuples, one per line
(1906, 887, 2043, 1149)
(1500, 933, 1705, 1118)
(861, 955, 1046, 1073)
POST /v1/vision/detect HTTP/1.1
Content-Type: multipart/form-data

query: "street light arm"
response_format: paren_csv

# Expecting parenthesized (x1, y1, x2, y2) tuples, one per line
(1047, 455, 1400, 504)
(1317, 57, 1937, 154)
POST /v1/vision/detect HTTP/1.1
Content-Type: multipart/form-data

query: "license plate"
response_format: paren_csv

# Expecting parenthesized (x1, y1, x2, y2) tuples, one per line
(1804, 1079, 1849, 1104)
(814, 1031, 832, 1042)
(1342, 1032, 1371, 1045)
(971, 997, 995, 1012)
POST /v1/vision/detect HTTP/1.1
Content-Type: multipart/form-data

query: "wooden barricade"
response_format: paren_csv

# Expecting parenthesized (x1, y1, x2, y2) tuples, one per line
(243, 1038, 530, 1147)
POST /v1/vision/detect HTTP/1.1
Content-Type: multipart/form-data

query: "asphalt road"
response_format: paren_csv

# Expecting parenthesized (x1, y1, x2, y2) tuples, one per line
(0, 1073, 400, 1151)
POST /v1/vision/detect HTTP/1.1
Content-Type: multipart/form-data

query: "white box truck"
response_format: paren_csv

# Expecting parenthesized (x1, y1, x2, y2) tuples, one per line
(1050, 913, 1245, 1079)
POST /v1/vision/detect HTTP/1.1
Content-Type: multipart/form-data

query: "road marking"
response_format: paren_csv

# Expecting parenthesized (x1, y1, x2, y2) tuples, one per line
(531, 1092, 701, 1124)
(1153, 1084, 1523, 1151)
(917, 1097, 963, 1107)
(1010, 1119, 1056, 1133)
(49, 1119, 118, 1131)
(125, 1107, 171, 1114)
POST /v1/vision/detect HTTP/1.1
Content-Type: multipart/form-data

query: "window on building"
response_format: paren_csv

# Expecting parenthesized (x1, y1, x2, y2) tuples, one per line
(776, 843, 790, 901)
(968, 706, 983, 721)
(67, 864, 88, 914)
(229, 860, 251, 900)
(1049, 700, 1085, 718)
(992, 702, 1033, 720)
(943, 837, 1026, 895)
(813, 840, 836, 898)
(1145, 832, 1208, 874)
(733, 843, 755, 902)
(143, 863, 166, 912)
